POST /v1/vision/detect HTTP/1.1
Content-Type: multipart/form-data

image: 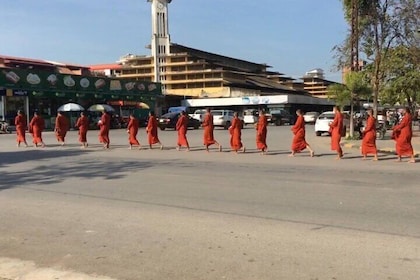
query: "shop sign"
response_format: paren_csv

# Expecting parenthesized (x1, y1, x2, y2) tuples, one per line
(0, 67, 161, 96)
(13, 89, 29, 96)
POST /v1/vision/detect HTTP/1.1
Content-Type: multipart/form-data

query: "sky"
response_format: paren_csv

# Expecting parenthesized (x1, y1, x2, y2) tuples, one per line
(0, 0, 348, 82)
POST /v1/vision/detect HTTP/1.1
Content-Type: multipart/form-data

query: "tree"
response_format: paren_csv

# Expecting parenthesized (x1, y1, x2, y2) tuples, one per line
(335, 0, 420, 116)
(328, 71, 372, 137)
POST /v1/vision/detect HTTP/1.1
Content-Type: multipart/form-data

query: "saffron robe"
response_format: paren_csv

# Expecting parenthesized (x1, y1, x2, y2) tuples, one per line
(291, 115, 308, 152)
(146, 116, 160, 145)
(330, 112, 343, 155)
(202, 113, 216, 146)
(393, 113, 413, 156)
(98, 113, 111, 146)
(75, 116, 89, 143)
(127, 118, 140, 145)
(15, 114, 27, 143)
(55, 114, 70, 142)
(256, 115, 268, 150)
(176, 115, 189, 147)
(29, 115, 45, 144)
(229, 117, 243, 151)
(361, 116, 377, 155)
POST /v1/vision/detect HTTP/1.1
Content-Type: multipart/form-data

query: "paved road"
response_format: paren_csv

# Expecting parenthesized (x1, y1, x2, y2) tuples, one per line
(0, 126, 419, 280)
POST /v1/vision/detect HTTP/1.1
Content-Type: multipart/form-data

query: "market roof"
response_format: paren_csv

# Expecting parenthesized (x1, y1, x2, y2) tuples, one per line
(0, 54, 89, 70)
(89, 63, 123, 71)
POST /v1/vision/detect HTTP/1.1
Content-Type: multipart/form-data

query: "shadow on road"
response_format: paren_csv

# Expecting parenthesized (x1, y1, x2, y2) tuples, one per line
(0, 149, 154, 191)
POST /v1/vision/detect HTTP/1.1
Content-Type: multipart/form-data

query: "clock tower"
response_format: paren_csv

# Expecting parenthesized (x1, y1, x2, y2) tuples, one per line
(147, 0, 173, 83)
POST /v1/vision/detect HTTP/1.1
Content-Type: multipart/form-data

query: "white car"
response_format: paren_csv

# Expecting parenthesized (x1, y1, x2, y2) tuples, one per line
(243, 109, 258, 125)
(303, 111, 319, 123)
(315, 111, 350, 136)
(212, 109, 235, 129)
(190, 109, 206, 123)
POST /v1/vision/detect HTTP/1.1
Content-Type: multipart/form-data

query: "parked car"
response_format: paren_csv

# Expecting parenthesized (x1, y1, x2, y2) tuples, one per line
(243, 109, 259, 125)
(303, 111, 320, 123)
(158, 112, 201, 130)
(190, 109, 206, 123)
(212, 109, 235, 129)
(315, 111, 350, 136)
(269, 109, 295, 126)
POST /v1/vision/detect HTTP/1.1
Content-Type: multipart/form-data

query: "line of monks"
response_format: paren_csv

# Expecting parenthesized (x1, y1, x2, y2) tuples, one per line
(12, 106, 416, 163)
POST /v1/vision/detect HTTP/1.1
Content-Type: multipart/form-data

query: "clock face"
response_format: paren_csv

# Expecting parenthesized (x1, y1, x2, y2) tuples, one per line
(157, 3, 164, 9)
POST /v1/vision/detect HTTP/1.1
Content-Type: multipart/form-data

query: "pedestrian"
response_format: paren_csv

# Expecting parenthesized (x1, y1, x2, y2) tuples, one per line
(29, 111, 46, 148)
(55, 111, 70, 146)
(256, 110, 268, 155)
(392, 107, 415, 163)
(202, 108, 221, 152)
(361, 109, 378, 161)
(176, 111, 190, 151)
(146, 111, 163, 150)
(127, 113, 141, 150)
(98, 110, 111, 149)
(75, 111, 89, 148)
(289, 109, 314, 157)
(229, 112, 245, 153)
(329, 106, 344, 159)
(14, 110, 28, 147)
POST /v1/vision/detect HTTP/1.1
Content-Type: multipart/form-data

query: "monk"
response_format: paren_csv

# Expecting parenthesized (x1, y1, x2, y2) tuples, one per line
(29, 111, 46, 148)
(176, 111, 190, 151)
(55, 111, 70, 146)
(229, 112, 245, 153)
(146, 111, 163, 149)
(75, 111, 89, 148)
(256, 110, 268, 154)
(15, 110, 28, 147)
(290, 109, 314, 157)
(127, 114, 141, 150)
(393, 107, 415, 163)
(361, 109, 378, 161)
(98, 110, 111, 149)
(202, 108, 221, 152)
(329, 106, 344, 159)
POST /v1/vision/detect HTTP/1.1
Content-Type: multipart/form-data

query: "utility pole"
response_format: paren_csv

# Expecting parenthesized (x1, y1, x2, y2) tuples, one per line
(349, 0, 359, 137)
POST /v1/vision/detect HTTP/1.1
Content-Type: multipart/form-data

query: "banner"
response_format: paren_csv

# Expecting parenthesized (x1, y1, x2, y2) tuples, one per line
(0, 67, 161, 96)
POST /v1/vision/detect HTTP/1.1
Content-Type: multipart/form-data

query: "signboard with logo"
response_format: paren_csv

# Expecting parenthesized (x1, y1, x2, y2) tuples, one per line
(0, 67, 161, 96)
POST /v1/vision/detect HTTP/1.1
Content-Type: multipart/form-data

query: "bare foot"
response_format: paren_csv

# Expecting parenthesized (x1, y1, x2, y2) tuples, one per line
(362, 156, 367, 160)
(242, 147, 246, 153)
(310, 151, 314, 157)
(160, 145, 163, 150)
(288, 154, 295, 157)
(408, 159, 416, 163)
(219, 145, 222, 152)
(372, 157, 378, 161)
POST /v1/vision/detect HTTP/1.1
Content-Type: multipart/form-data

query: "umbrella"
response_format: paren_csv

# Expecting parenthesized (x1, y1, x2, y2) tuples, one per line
(138, 102, 150, 109)
(88, 104, 115, 112)
(57, 103, 85, 112)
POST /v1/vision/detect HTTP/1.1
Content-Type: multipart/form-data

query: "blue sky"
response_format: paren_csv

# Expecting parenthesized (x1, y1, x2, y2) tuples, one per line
(0, 0, 348, 82)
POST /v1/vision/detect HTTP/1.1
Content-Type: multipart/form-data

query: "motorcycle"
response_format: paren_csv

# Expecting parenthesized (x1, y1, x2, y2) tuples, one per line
(0, 121, 11, 134)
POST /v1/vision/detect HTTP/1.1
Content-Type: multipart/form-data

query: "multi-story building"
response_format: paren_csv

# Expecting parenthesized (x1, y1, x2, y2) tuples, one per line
(301, 69, 337, 98)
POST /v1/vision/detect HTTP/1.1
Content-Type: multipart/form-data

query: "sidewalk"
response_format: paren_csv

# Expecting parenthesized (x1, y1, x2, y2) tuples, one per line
(342, 130, 420, 156)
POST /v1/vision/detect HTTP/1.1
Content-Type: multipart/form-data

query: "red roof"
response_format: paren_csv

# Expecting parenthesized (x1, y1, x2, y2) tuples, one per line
(89, 64, 122, 71)
(0, 54, 89, 69)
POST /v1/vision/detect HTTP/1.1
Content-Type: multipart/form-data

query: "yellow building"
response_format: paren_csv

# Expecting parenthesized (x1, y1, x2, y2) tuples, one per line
(301, 69, 337, 98)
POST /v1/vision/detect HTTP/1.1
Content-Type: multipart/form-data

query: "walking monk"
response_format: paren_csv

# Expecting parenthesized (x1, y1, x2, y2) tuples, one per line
(290, 109, 314, 157)
(55, 111, 70, 146)
(29, 111, 46, 148)
(176, 111, 190, 151)
(256, 110, 268, 155)
(202, 108, 221, 152)
(127, 114, 141, 150)
(75, 111, 89, 148)
(229, 112, 245, 153)
(146, 111, 163, 149)
(98, 110, 111, 149)
(361, 109, 378, 160)
(329, 106, 344, 159)
(15, 110, 28, 147)
(392, 107, 415, 163)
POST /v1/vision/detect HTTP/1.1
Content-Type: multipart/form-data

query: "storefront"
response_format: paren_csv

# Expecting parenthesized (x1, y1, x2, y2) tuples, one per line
(0, 67, 162, 128)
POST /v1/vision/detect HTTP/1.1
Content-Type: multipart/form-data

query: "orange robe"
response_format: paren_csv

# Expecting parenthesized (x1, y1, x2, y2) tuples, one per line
(55, 115, 70, 142)
(229, 117, 243, 151)
(29, 116, 45, 144)
(146, 116, 160, 145)
(98, 113, 111, 146)
(128, 118, 140, 145)
(393, 113, 413, 156)
(361, 116, 377, 155)
(202, 113, 216, 146)
(291, 115, 307, 152)
(330, 112, 343, 155)
(176, 115, 189, 147)
(76, 116, 89, 143)
(15, 115, 27, 143)
(256, 115, 268, 151)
